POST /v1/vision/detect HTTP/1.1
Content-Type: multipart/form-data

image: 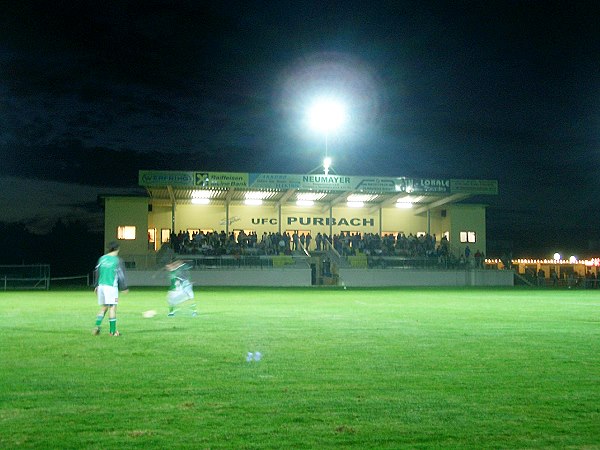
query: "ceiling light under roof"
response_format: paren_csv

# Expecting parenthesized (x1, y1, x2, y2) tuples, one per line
(245, 191, 274, 200)
(347, 201, 364, 208)
(296, 192, 327, 201)
(347, 193, 378, 202)
(192, 189, 220, 199)
(244, 199, 263, 206)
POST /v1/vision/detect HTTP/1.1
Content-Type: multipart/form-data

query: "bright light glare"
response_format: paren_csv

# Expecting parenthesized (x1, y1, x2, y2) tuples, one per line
(396, 201, 413, 209)
(296, 192, 327, 201)
(347, 194, 378, 202)
(553, 252, 561, 261)
(192, 198, 210, 205)
(245, 191, 272, 200)
(569, 255, 577, 263)
(244, 199, 263, 206)
(347, 201, 364, 208)
(308, 99, 346, 133)
(323, 157, 332, 171)
(296, 200, 315, 207)
(192, 190, 219, 199)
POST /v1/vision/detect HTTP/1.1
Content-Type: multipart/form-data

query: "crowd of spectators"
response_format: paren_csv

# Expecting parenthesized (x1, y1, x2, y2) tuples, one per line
(169, 229, 451, 260)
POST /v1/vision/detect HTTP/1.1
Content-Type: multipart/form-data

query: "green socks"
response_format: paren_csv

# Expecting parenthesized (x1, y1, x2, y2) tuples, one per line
(109, 319, 116, 334)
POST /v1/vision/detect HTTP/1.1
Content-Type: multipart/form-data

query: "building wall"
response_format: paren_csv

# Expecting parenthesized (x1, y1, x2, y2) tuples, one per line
(148, 203, 454, 238)
(124, 268, 513, 287)
(118, 199, 487, 257)
(380, 207, 430, 236)
(448, 205, 487, 257)
(104, 197, 149, 257)
(339, 268, 513, 287)
(148, 204, 172, 232)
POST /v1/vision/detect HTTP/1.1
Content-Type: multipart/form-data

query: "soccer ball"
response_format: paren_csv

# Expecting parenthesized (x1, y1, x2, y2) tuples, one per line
(142, 310, 157, 318)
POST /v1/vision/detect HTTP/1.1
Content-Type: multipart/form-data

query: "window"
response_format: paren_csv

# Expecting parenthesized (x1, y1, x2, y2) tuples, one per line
(161, 229, 171, 243)
(460, 231, 477, 243)
(148, 228, 157, 251)
(117, 226, 136, 240)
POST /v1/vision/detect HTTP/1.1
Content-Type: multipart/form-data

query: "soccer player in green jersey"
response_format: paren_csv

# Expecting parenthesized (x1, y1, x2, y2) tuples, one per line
(92, 241, 128, 336)
(166, 259, 196, 317)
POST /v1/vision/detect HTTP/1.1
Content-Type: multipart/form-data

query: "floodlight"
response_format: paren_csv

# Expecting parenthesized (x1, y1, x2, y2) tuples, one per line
(307, 98, 346, 175)
(308, 99, 346, 134)
(323, 157, 332, 174)
(553, 252, 561, 261)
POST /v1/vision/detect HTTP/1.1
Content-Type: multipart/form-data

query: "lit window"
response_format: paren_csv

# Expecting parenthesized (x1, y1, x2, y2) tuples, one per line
(161, 229, 171, 243)
(117, 226, 136, 240)
(460, 231, 476, 243)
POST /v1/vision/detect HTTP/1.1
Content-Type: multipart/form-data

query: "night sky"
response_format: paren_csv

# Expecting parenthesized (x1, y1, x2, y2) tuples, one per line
(1, 1, 599, 256)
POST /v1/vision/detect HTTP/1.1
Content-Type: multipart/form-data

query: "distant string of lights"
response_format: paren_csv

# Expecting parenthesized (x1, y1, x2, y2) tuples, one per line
(486, 258, 600, 267)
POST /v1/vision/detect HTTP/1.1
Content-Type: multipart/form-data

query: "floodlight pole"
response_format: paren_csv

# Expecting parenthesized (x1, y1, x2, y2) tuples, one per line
(324, 132, 329, 175)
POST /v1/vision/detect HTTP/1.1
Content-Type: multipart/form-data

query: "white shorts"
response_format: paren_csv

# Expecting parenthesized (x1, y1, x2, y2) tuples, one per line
(97, 285, 119, 306)
(167, 281, 194, 306)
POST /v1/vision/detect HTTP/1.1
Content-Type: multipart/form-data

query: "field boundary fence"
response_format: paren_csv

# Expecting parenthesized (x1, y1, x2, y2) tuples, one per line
(0, 264, 51, 290)
(0, 265, 92, 290)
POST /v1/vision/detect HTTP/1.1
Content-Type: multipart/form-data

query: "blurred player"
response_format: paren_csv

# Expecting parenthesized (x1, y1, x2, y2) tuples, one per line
(166, 259, 197, 317)
(92, 241, 128, 336)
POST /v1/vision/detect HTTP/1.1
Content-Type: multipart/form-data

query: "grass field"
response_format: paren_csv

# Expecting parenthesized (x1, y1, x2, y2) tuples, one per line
(1, 287, 599, 449)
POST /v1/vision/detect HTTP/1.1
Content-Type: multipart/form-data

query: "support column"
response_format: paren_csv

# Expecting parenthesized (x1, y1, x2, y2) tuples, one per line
(225, 200, 230, 235)
(171, 203, 176, 233)
(427, 210, 431, 235)
(278, 204, 282, 233)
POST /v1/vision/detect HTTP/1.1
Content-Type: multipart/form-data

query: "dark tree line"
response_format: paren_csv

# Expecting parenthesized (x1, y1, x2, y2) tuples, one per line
(0, 220, 103, 277)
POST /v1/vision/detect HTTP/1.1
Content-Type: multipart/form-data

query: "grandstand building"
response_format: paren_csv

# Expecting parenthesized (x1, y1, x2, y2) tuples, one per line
(101, 170, 510, 287)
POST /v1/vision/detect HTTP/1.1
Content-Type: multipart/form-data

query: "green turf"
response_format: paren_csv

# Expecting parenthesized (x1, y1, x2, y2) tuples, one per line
(1, 287, 599, 449)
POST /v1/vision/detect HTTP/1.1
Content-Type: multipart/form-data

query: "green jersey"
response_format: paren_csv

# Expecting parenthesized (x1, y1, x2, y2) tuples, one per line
(168, 262, 191, 291)
(95, 254, 127, 289)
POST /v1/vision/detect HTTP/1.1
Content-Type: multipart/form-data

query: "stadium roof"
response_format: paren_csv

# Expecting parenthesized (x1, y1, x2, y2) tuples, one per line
(139, 170, 498, 214)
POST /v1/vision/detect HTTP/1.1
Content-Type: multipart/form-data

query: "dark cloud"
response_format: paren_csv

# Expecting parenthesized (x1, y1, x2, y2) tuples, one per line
(0, 0, 599, 252)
